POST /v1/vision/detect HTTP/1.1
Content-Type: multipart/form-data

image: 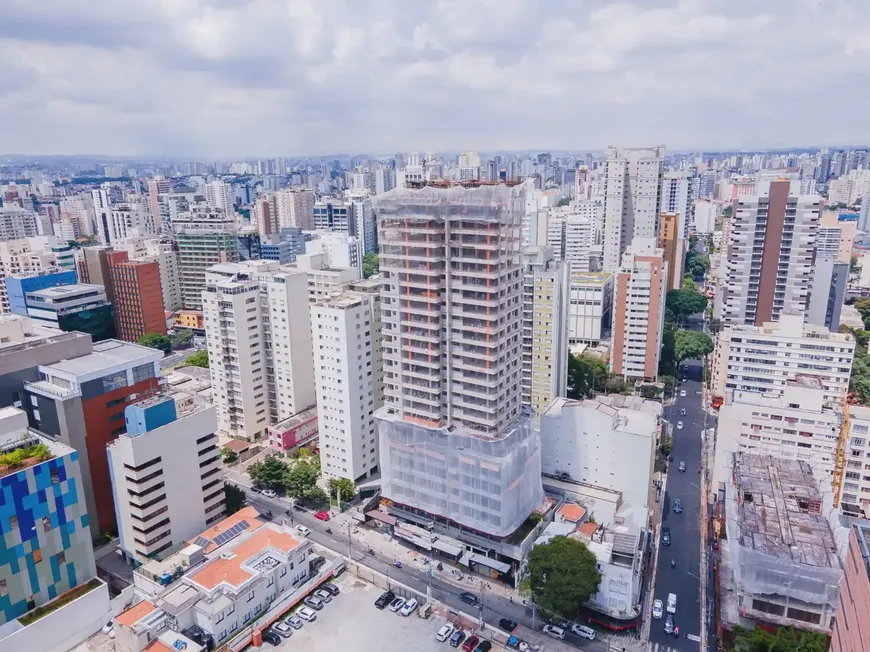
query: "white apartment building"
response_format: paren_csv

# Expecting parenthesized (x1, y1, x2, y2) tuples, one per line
(295, 252, 361, 302)
(0, 239, 61, 313)
(693, 200, 717, 234)
(373, 183, 543, 538)
(661, 171, 692, 239)
(546, 211, 597, 272)
(540, 395, 660, 510)
(202, 261, 315, 441)
(305, 231, 363, 277)
(107, 395, 224, 564)
(520, 246, 569, 415)
(713, 382, 840, 503)
(0, 206, 40, 241)
(568, 271, 613, 343)
(106, 203, 156, 244)
(711, 311, 854, 408)
(843, 406, 870, 519)
(204, 180, 234, 215)
(611, 239, 668, 380)
(375, 167, 394, 195)
(276, 187, 315, 230)
(59, 195, 95, 236)
(311, 281, 383, 482)
(720, 179, 819, 327)
(350, 196, 377, 254)
(602, 146, 665, 272)
(117, 236, 182, 312)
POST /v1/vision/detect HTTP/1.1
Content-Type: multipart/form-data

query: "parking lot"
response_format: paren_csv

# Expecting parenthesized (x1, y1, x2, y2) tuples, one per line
(265, 575, 468, 652)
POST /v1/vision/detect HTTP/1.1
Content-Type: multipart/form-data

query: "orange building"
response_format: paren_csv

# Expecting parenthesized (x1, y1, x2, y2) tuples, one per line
(658, 211, 681, 291)
(175, 309, 205, 331)
(832, 524, 870, 652)
(107, 250, 166, 342)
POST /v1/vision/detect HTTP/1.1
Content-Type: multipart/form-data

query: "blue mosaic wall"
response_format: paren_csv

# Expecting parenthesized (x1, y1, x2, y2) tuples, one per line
(0, 450, 97, 625)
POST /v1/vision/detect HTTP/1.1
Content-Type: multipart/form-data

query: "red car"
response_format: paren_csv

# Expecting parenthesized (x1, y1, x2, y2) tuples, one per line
(462, 636, 480, 652)
(315, 511, 330, 521)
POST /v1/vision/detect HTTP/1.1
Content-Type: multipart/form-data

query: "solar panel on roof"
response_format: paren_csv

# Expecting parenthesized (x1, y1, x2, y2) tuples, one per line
(194, 536, 210, 549)
(210, 519, 253, 548)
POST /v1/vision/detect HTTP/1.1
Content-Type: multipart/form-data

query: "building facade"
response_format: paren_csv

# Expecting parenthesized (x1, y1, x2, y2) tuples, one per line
(172, 208, 240, 310)
(107, 251, 166, 342)
(568, 272, 613, 343)
(24, 283, 117, 342)
(831, 523, 870, 652)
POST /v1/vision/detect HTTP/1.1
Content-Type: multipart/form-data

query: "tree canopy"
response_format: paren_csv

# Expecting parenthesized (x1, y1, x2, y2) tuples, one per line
(138, 332, 172, 355)
(170, 329, 193, 348)
(224, 484, 246, 515)
(674, 330, 714, 362)
(685, 250, 710, 278)
(730, 625, 828, 652)
(666, 288, 708, 321)
(526, 537, 602, 620)
(363, 253, 380, 278)
(248, 456, 290, 491)
(556, 197, 571, 207)
(328, 477, 356, 501)
(682, 276, 696, 291)
(567, 353, 609, 399)
(842, 325, 870, 404)
(185, 350, 209, 368)
(285, 461, 320, 500)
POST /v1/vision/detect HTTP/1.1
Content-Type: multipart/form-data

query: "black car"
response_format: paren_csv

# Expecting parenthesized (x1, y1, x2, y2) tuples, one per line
(661, 527, 671, 546)
(459, 591, 480, 606)
(321, 582, 340, 596)
(375, 590, 395, 609)
(498, 618, 518, 632)
(310, 556, 327, 571)
(475, 641, 492, 652)
(262, 630, 282, 646)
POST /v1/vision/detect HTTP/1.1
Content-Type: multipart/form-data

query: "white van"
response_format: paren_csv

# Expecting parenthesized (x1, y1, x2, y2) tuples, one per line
(666, 593, 677, 614)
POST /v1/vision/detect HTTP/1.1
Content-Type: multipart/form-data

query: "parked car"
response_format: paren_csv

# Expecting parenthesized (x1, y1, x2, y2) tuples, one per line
(375, 590, 396, 609)
(303, 595, 324, 610)
(285, 615, 304, 629)
(297, 606, 318, 622)
(449, 630, 467, 648)
(676, 421, 684, 430)
(314, 589, 332, 603)
(652, 599, 664, 620)
(661, 527, 671, 546)
(679, 461, 686, 472)
(459, 591, 480, 606)
(309, 555, 326, 571)
(462, 635, 480, 652)
(571, 624, 596, 640)
(262, 630, 282, 646)
(673, 498, 683, 514)
(679, 408, 687, 416)
(664, 614, 674, 634)
(680, 390, 687, 397)
(315, 511, 330, 521)
(498, 618, 518, 632)
(389, 597, 406, 612)
(321, 583, 340, 596)
(474, 641, 492, 652)
(295, 524, 311, 536)
(400, 598, 419, 616)
(542, 625, 565, 640)
(436, 623, 456, 642)
(272, 621, 294, 638)
(262, 488, 277, 498)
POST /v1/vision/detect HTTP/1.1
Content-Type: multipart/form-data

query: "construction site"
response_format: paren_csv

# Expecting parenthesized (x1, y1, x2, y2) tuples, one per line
(717, 453, 843, 637)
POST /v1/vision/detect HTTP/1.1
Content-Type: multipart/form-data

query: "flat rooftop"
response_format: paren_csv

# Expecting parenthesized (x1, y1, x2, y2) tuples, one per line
(733, 454, 838, 568)
(570, 271, 612, 283)
(41, 339, 162, 378)
(27, 283, 104, 298)
(270, 406, 318, 431)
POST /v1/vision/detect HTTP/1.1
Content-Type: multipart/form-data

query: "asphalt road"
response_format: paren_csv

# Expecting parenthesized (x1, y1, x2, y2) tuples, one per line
(242, 490, 609, 651)
(648, 360, 706, 651)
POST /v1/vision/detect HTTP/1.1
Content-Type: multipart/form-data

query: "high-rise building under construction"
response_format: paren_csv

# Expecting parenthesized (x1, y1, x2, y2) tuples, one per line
(373, 182, 543, 538)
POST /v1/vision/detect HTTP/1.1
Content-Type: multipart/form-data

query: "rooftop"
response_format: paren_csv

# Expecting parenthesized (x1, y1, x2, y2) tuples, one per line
(557, 503, 587, 523)
(184, 506, 264, 554)
(732, 454, 838, 568)
(40, 339, 162, 379)
(544, 395, 662, 431)
(115, 600, 157, 627)
(570, 271, 613, 284)
(27, 283, 105, 299)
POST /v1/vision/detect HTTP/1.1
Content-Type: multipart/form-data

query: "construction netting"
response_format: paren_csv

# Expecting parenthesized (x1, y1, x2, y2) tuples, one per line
(377, 408, 544, 538)
(723, 471, 842, 612)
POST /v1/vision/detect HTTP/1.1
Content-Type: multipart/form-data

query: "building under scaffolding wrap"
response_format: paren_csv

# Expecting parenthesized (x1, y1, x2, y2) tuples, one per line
(720, 453, 842, 635)
(372, 182, 544, 538)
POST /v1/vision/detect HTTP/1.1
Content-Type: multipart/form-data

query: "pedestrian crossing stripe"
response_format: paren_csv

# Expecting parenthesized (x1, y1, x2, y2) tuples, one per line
(649, 645, 681, 652)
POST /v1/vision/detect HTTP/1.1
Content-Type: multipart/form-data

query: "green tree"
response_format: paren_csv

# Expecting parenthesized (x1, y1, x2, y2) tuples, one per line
(138, 332, 172, 355)
(730, 625, 828, 652)
(708, 318, 722, 334)
(363, 253, 380, 278)
(185, 350, 209, 368)
(674, 330, 714, 362)
(639, 384, 663, 399)
(170, 329, 193, 348)
(248, 456, 290, 491)
(224, 484, 246, 515)
(659, 325, 676, 377)
(556, 197, 571, 207)
(689, 234, 699, 249)
(304, 485, 330, 506)
(604, 376, 634, 395)
(328, 477, 356, 501)
(685, 250, 710, 278)
(666, 289, 708, 322)
(567, 353, 609, 399)
(285, 461, 320, 499)
(682, 276, 696, 291)
(526, 537, 602, 619)
(221, 446, 238, 464)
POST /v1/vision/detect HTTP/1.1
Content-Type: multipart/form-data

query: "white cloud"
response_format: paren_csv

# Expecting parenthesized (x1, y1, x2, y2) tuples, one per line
(0, 0, 869, 156)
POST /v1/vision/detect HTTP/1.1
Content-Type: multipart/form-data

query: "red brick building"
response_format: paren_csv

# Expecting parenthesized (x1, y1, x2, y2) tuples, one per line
(107, 250, 166, 342)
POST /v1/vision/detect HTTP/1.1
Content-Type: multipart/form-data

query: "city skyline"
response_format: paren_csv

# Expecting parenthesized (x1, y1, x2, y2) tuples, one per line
(3, 0, 870, 157)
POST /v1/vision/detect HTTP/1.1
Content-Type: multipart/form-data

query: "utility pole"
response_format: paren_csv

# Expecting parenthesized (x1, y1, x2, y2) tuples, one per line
(346, 520, 353, 560)
(478, 579, 485, 630)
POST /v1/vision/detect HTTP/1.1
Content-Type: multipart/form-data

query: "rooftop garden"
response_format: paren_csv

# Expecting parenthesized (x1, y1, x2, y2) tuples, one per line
(18, 578, 103, 626)
(0, 441, 53, 474)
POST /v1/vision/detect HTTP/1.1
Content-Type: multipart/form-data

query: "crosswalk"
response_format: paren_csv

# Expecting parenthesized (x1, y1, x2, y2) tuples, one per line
(647, 645, 681, 652)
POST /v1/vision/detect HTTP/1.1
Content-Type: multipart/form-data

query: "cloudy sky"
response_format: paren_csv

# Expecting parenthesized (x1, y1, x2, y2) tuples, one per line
(2, 0, 869, 158)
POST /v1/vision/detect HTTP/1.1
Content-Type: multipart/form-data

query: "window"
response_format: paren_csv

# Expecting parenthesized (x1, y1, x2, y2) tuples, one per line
(102, 371, 128, 393)
(42, 516, 51, 532)
(56, 551, 65, 565)
(131, 364, 154, 384)
(33, 549, 42, 563)
(248, 590, 255, 602)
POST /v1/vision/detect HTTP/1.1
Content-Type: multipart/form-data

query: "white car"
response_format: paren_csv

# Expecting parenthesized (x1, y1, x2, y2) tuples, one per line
(652, 599, 664, 620)
(295, 524, 311, 536)
(680, 390, 687, 397)
(389, 597, 406, 612)
(676, 421, 684, 430)
(272, 621, 294, 638)
(435, 623, 456, 642)
(570, 624, 596, 640)
(297, 606, 318, 622)
(262, 488, 277, 498)
(314, 589, 332, 603)
(542, 625, 565, 640)
(400, 598, 419, 616)
(101, 622, 115, 639)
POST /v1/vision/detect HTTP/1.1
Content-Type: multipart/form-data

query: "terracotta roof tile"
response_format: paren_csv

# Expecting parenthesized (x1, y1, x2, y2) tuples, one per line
(557, 503, 587, 523)
(115, 600, 156, 627)
(185, 505, 263, 553)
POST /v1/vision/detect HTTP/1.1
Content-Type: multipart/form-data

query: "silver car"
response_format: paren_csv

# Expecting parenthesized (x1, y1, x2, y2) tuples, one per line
(664, 614, 674, 634)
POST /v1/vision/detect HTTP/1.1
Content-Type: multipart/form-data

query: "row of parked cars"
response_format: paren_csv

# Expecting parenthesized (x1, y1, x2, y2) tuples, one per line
(260, 582, 341, 646)
(374, 589, 420, 617)
(434, 623, 493, 652)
